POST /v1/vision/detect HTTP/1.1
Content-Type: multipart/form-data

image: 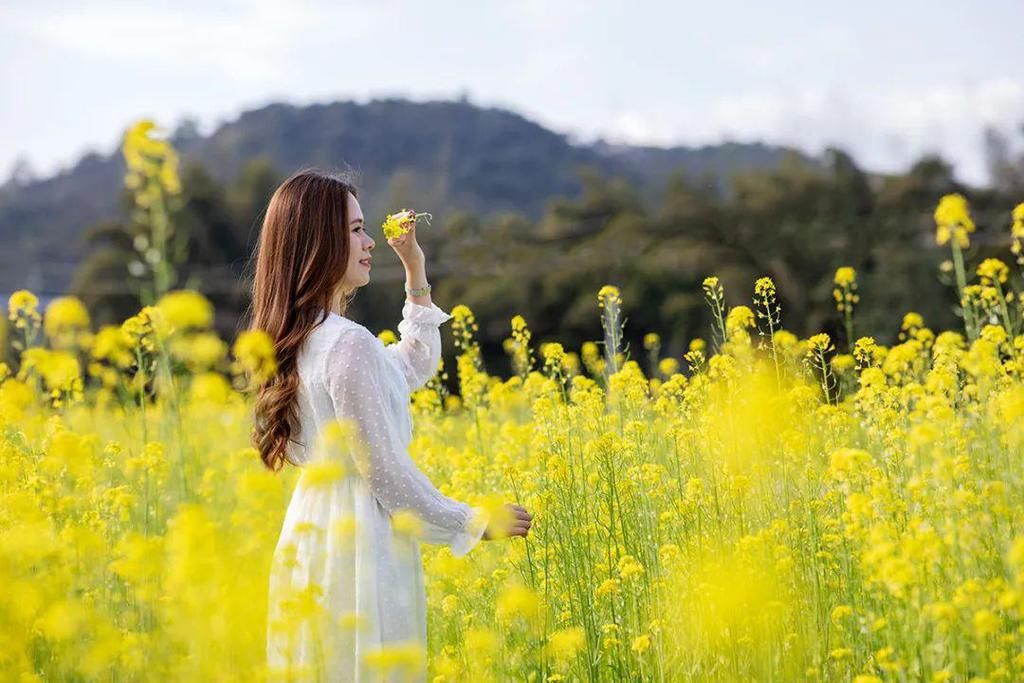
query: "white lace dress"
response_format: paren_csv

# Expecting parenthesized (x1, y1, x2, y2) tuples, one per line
(266, 300, 488, 682)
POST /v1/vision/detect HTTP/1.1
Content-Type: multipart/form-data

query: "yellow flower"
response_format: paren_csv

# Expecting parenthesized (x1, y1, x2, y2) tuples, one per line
(363, 640, 426, 676)
(618, 555, 645, 581)
(853, 336, 878, 367)
(658, 357, 680, 376)
(595, 578, 621, 597)
(1014, 202, 1024, 226)
(441, 594, 459, 617)
(977, 258, 1009, 286)
(170, 332, 227, 371)
(597, 285, 622, 308)
(832, 353, 855, 373)
(156, 290, 214, 331)
(43, 296, 91, 348)
(830, 604, 853, 625)
(834, 267, 857, 288)
(833, 267, 860, 313)
(545, 627, 585, 664)
(187, 372, 233, 404)
(391, 509, 424, 537)
(381, 209, 431, 239)
(973, 609, 1000, 637)
(120, 306, 165, 353)
(18, 348, 82, 396)
(631, 634, 651, 654)
(725, 306, 755, 334)
(123, 119, 181, 197)
(37, 605, 88, 655)
(495, 584, 542, 625)
(8, 289, 41, 330)
(8, 288, 38, 315)
(231, 329, 278, 385)
(91, 325, 134, 368)
(464, 627, 499, 654)
(934, 193, 975, 246)
(298, 460, 348, 489)
(754, 276, 776, 298)
(451, 304, 475, 321)
(806, 333, 833, 357)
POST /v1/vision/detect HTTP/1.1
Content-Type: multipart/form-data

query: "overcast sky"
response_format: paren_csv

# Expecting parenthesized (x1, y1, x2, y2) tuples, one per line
(2, 0, 1022, 185)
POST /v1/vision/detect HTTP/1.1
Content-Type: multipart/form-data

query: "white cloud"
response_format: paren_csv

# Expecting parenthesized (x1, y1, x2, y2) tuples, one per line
(592, 79, 1024, 184)
(2, 2, 1023, 186)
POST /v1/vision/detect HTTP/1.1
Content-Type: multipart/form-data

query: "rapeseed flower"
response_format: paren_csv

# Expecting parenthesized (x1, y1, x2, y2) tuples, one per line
(381, 209, 432, 239)
(156, 290, 214, 331)
(977, 258, 1009, 286)
(8, 289, 41, 331)
(231, 329, 278, 386)
(43, 296, 91, 349)
(934, 193, 975, 247)
(6, 223, 1024, 681)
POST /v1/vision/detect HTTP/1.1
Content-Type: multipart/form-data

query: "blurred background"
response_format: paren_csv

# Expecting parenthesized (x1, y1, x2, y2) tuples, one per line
(2, 0, 1022, 370)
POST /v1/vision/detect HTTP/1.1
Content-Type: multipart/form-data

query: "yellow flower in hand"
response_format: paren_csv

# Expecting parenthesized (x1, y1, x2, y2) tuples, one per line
(381, 209, 432, 239)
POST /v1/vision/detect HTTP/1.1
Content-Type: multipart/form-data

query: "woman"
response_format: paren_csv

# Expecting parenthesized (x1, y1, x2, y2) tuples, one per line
(249, 168, 532, 681)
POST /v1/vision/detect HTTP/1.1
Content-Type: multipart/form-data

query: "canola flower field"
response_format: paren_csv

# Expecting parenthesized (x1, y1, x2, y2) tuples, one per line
(3, 195, 1024, 682)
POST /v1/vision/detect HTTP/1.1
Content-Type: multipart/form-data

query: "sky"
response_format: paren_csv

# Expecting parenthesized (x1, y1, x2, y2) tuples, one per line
(2, 0, 1022, 185)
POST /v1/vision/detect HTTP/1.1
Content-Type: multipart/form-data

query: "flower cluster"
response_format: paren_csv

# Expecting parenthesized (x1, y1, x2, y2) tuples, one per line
(381, 209, 432, 239)
(934, 193, 975, 247)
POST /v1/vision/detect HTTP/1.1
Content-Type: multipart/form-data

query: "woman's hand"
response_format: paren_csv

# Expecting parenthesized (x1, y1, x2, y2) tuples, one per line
(387, 211, 425, 269)
(482, 503, 533, 540)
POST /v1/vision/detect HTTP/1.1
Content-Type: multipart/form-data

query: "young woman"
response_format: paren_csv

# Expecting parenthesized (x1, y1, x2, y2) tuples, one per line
(249, 168, 532, 681)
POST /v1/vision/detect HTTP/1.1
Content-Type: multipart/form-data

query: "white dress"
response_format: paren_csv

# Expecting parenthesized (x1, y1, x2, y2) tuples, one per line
(266, 299, 488, 682)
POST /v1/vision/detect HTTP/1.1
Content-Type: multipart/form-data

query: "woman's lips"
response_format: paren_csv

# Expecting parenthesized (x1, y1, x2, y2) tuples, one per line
(359, 258, 371, 268)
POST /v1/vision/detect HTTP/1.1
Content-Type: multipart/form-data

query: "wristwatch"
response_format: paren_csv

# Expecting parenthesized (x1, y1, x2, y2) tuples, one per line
(405, 283, 431, 297)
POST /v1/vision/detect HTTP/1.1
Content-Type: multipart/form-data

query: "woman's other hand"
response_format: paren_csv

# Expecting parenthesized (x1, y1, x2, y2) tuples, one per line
(482, 503, 533, 540)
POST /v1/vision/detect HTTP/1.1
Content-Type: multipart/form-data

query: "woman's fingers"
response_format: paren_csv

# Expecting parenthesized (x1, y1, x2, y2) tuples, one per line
(488, 503, 533, 539)
(507, 504, 532, 519)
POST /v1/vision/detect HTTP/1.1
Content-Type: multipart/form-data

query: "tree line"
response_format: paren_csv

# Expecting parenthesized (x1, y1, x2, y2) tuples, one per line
(71, 146, 1024, 376)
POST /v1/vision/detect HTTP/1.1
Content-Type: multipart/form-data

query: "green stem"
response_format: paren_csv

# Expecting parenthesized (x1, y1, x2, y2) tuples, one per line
(951, 240, 977, 341)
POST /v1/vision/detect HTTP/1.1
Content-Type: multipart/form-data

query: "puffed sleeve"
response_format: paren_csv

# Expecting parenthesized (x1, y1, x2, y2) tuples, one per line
(324, 327, 488, 556)
(384, 299, 454, 393)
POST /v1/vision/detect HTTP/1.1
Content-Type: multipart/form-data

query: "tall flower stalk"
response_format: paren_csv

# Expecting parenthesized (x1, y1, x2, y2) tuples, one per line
(934, 194, 978, 341)
(977, 258, 1018, 354)
(598, 285, 627, 379)
(753, 276, 782, 387)
(509, 315, 536, 381)
(805, 333, 837, 406)
(123, 120, 184, 305)
(833, 267, 858, 351)
(702, 277, 727, 351)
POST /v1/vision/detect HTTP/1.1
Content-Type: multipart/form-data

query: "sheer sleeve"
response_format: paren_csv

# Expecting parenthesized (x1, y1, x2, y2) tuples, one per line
(324, 327, 487, 556)
(384, 299, 454, 393)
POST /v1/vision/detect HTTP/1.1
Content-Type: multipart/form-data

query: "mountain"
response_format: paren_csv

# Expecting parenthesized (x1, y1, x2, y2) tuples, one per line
(0, 98, 799, 295)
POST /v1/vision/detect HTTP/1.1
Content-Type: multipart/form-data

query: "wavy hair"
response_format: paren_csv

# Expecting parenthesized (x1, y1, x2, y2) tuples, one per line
(247, 168, 359, 471)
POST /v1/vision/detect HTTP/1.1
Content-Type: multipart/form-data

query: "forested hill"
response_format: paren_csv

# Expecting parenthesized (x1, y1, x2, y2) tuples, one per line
(0, 98, 794, 294)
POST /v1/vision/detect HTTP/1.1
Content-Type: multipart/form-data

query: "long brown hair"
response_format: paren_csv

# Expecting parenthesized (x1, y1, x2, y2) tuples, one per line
(248, 168, 359, 471)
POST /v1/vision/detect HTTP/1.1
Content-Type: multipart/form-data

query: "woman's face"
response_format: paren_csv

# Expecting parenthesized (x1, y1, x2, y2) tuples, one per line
(336, 193, 375, 293)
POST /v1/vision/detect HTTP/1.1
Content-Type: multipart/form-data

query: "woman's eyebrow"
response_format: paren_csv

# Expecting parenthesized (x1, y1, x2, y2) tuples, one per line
(351, 218, 364, 226)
